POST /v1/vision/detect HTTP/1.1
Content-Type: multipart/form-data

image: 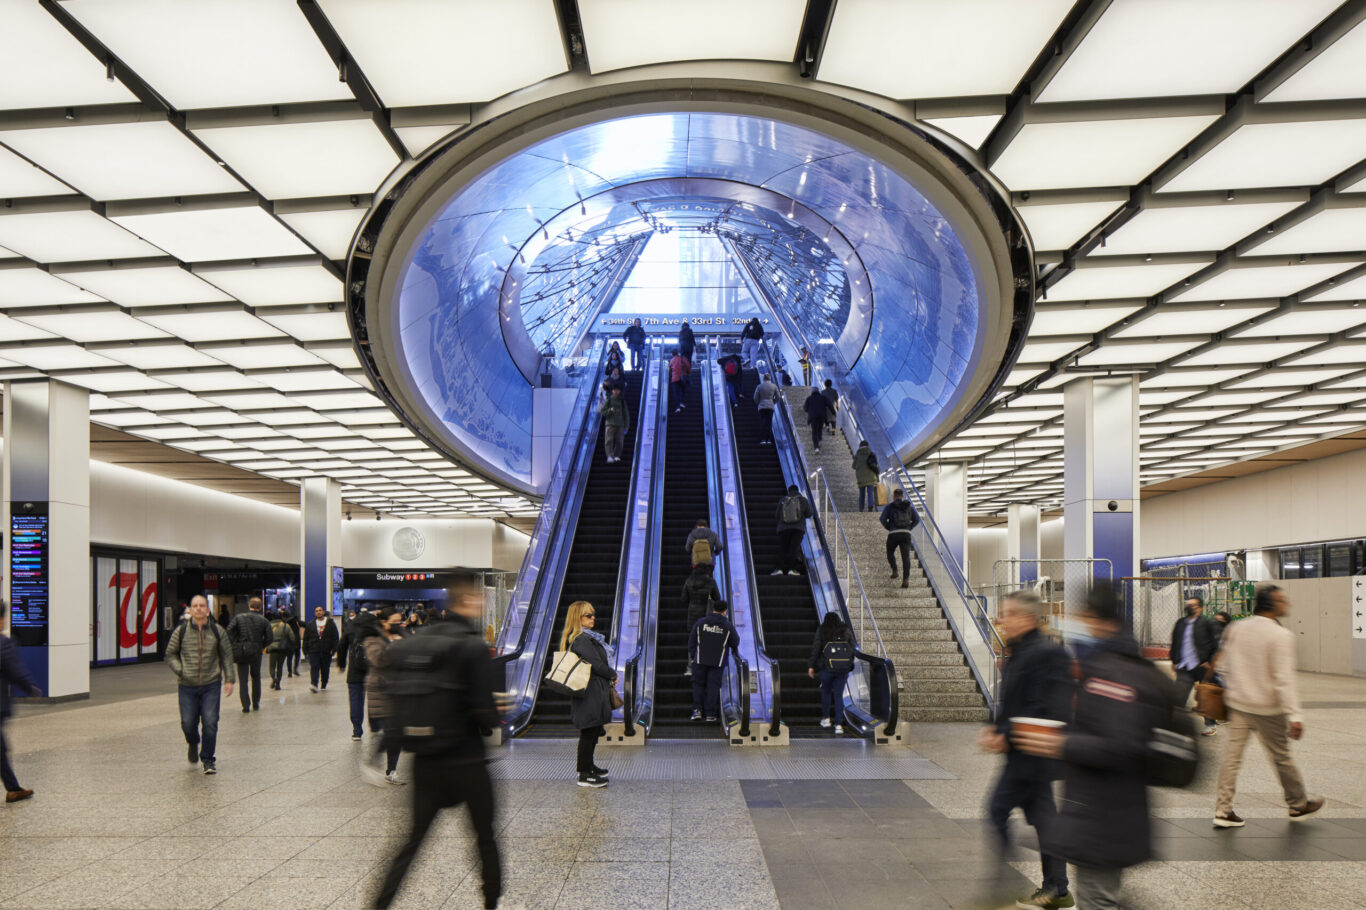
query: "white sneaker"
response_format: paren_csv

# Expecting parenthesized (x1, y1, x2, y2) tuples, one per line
(819, 718, 832, 728)
(770, 569, 784, 576)
(386, 771, 406, 786)
(360, 764, 387, 788)
(834, 725, 844, 735)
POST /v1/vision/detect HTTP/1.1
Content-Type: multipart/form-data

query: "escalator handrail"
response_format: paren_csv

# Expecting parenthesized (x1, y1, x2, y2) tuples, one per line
(699, 345, 739, 739)
(710, 348, 782, 738)
(608, 347, 654, 649)
(853, 649, 900, 737)
(627, 348, 669, 735)
(807, 466, 891, 662)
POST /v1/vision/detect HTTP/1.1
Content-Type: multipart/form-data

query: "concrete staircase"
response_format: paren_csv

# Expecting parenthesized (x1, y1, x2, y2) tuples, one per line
(782, 388, 990, 723)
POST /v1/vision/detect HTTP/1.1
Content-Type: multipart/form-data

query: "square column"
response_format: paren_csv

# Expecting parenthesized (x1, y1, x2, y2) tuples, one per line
(925, 461, 969, 578)
(2, 381, 90, 700)
(1064, 376, 1139, 607)
(1007, 503, 1041, 586)
(300, 478, 341, 617)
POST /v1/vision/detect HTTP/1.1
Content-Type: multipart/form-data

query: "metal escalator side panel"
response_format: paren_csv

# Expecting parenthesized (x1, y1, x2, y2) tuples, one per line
(634, 349, 670, 733)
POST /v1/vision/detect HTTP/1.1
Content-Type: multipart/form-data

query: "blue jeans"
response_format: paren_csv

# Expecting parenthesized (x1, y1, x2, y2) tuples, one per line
(987, 763, 1068, 896)
(1, 721, 20, 791)
(725, 381, 738, 406)
(818, 669, 849, 724)
(629, 344, 644, 370)
(348, 683, 369, 737)
(691, 664, 724, 717)
(178, 683, 221, 762)
(859, 485, 877, 511)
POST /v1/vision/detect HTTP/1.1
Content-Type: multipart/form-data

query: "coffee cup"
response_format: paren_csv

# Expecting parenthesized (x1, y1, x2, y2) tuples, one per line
(1011, 717, 1065, 737)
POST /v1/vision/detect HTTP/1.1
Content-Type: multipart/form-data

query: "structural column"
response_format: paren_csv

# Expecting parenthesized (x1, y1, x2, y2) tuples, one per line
(300, 478, 341, 616)
(1007, 503, 1041, 586)
(2, 380, 90, 700)
(1063, 376, 1139, 609)
(925, 460, 969, 578)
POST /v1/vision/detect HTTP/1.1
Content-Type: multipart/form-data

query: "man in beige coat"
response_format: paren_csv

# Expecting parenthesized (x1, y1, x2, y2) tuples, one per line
(1212, 584, 1324, 828)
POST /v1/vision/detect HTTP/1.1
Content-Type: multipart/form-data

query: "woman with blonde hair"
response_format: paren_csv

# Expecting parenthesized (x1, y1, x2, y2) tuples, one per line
(561, 601, 616, 788)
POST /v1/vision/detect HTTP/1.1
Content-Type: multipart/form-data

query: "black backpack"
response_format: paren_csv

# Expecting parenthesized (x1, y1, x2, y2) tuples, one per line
(823, 639, 854, 672)
(780, 494, 805, 525)
(348, 634, 370, 677)
(381, 630, 466, 755)
(865, 452, 879, 472)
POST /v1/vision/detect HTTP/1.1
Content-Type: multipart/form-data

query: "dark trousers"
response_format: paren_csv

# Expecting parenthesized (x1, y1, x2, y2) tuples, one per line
(268, 652, 285, 688)
(371, 718, 401, 773)
(725, 380, 739, 406)
(818, 668, 850, 724)
(859, 485, 877, 511)
(1174, 667, 1217, 727)
(178, 683, 221, 762)
(375, 756, 501, 909)
(308, 652, 331, 689)
(577, 725, 605, 774)
(809, 420, 824, 449)
(235, 656, 262, 710)
(0, 722, 20, 791)
(669, 380, 683, 411)
(887, 532, 911, 581)
(629, 344, 644, 370)
(289, 646, 301, 675)
(348, 683, 367, 737)
(987, 765, 1068, 896)
(776, 528, 804, 574)
(691, 664, 724, 717)
(758, 408, 774, 442)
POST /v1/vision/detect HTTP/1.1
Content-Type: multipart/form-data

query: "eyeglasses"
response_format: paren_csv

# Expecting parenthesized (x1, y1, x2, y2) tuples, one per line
(583, 612, 595, 618)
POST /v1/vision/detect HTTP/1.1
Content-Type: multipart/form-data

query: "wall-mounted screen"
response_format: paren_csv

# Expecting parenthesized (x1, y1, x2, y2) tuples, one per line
(10, 506, 49, 647)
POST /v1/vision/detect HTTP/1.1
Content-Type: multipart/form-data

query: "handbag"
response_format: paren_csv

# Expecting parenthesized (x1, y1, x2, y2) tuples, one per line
(610, 687, 624, 710)
(1194, 679, 1226, 722)
(543, 650, 591, 696)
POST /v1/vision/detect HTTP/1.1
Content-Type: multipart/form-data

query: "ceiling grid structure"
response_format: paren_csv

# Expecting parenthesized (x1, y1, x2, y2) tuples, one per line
(0, 0, 1360, 521)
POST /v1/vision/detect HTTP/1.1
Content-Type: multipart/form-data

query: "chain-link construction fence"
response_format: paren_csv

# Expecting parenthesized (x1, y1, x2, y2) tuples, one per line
(1125, 576, 1255, 653)
(980, 559, 1114, 650)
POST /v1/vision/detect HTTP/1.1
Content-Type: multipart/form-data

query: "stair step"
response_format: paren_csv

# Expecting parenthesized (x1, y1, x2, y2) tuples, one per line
(884, 640, 962, 655)
(874, 616, 953, 631)
(902, 706, 992, 723)
(878, 628, 954, 642)
(893, 652, 967, 667)
(902, 678, 983, 694)
(898, 664, 976, 680)
(901, 691, 987, 708)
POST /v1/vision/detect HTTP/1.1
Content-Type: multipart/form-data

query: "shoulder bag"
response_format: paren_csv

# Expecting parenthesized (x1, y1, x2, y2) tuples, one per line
(543, 650, 591, 696)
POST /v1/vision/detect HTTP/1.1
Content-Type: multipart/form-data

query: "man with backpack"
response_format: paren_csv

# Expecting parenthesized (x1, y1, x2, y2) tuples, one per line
(623, 318, 646, 370)
(807, 613, 855, 735)
(338, 611, 378, 742)
(688, 600, 740, 722)
(684, 518, 723, 570)
(266, 610, 296, 690)
(740, 317, 764, 367)
(803, 387, 831, 452)
(1014, 586, 1191, 910)
(753, 373, 779, 444)
(717, 352, 742, 407)
(372, 594, 502, 909)
(681, 565, 722, 678)
(165, 594, 235, 775)
(852, 440, 880, 512)
(880, 488, 920, 588)
(772, 484, 812, 576)
(226, 597, 272, 713)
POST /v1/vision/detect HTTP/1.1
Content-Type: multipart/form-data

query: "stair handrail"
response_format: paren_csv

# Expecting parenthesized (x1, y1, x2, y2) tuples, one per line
(806, 466, 891, 663)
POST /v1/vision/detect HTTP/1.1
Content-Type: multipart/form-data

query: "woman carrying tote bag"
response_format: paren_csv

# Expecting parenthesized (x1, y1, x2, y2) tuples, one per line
(561, 601, 616, 788)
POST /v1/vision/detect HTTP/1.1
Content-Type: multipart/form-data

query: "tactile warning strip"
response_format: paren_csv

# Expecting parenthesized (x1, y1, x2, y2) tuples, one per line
(489, 738, 955, 780)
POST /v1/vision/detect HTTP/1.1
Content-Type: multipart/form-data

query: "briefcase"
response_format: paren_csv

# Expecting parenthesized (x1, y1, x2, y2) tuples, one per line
(1194, 681, 1226, 723)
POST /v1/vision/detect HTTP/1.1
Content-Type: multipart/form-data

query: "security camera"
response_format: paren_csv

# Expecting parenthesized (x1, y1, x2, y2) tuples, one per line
(20, 502, 34, 513)
(1107, 500, 1119, 511)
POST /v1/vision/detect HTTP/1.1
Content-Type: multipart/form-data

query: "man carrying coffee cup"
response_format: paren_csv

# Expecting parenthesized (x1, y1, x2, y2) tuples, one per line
(977, 590, 1074, 909)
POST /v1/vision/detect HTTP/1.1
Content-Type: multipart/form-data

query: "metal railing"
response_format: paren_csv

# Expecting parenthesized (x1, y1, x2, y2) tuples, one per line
(807, 467, 892, 663)
(625, 346, 669, 734)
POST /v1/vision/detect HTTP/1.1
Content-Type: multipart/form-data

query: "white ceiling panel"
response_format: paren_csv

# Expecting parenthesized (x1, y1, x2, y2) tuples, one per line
(16, 309, 168, 343)
(0, 313, 56, 342)
(1251, 206, 1366, 256)
(0, 209, 162, 262)
(1263, 21, 1366, 102)
(579, 0, 804, 73)
(1046, 260, 1209, 300)
(137, 308, 285, 342)
(0, 266, 104, 307)
(191, 120, 399, 199)
(250, 369, 359, 392)
(922, 116, 1002, 150)
(991, 114, 1220, 191)
(62, 0, 353, 110)
(1016, 198, 1125, 251)
(1110, 303, 1276, 338)
(1029, 302, 1144, 335)
(0, 146, 72, 197)
(0, 1, 139, 109)
(1302, 271, 1366, 301)
(50, 264, 233, 306)
(156, 369, 265, 392)
(1171, 261, 1356, 302)
(818, 0, 1073, 98)
(1142, 368, 1253, 387)
(1234, 307, 1366, 336)
(200, 340, 325, 369)
(0, 121, 243, 201)
(276, 208, 366, 261)
(2, 343, 121, 371)
(110, 205, 311, 262)
(194, 262, 343, 306)
(1226, 367, 1354, 387)
(1283, 342, 1366, 366)
(316, 0, 569, 106)
(1178, 339, 1317, 366)
(1161, 119, 1366, 193)
(99, 342, 227, 370)
(1093, 199, 1304, 256)
(259, 310, 352, 341)
(393, 125, 460, 157)
(60, 370, 172, 393)
(1038, 0, 1338, 102)
(1075, 339, 1205, 366)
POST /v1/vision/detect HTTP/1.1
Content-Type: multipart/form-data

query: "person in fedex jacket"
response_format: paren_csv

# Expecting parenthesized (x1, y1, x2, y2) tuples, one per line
(688, 601, 740, 723)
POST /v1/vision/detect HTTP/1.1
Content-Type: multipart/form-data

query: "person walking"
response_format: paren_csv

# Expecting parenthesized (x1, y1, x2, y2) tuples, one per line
(668, 349, 690, 414)
(684, 518, 724, 570)
(604, 341, 624, 375)
(718, 352, 743, 407)
(599, 384, 630, 463)
(978, 591, 1074, 909)
(360, 607, 406, 786)
(1, 600, 42, 803)
(303, 605, 340, 693)
(562, 601, 615, 788)
(753, 373, 778, 444)
(1013, 587, 1162, 910)
(807, 612, 855, 735)
(880, 488, 920, 588)
(740, 317, 764, 366)
(677, 322, 696, 382)
(798, 347, 812, 386)
(820, 379, 839, 430)
(165, 594, 236, 774)
(372, 596, 502, 910)
(688, 601, 740, 723)
(772, 484, 812, 576)
(1212, 585, 1323, 829)
(852, 440, 880, 512)
(339, 611, 378, 742)
(623, 318, 646, 370)
(226, 596, 272, 713)
(266, 610, 296, 690)
(681, 565, 722, 678)
(1169, 593, 1218, 735)
(286, 610, 303, 678)
(803, 387, 832, 453)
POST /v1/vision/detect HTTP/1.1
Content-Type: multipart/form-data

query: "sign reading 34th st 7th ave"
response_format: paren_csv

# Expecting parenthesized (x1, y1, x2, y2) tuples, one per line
(1352, 576, 1366, 639)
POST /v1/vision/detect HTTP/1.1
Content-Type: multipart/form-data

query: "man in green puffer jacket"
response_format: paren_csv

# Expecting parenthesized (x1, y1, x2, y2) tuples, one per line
(165, 595, 235, 775)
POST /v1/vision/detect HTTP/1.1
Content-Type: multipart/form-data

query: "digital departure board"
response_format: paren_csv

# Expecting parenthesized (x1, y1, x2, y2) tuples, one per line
(10, 506, 49, 647)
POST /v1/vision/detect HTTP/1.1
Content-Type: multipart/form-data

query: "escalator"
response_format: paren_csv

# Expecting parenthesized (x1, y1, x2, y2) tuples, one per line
(522, 367, 645, 735)
(729, 362, 824, 732)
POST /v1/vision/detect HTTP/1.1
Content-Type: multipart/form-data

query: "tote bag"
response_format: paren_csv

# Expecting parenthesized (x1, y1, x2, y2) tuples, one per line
(543, 650, 591, 696)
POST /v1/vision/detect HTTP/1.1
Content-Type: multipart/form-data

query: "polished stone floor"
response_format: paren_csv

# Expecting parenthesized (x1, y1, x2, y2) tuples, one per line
(2, 666, 1365, 909)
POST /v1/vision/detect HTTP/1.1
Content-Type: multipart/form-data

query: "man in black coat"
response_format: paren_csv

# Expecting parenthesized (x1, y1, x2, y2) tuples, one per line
(226, 597, 273, 713)
(302, 605, 340, 692)
(979, 591, 1073, 908)
(623, 319, 646, 370)
(1169, 593, 1218, 733)
(1015, 587, 1166, 910)
(1, 600, 43, 803)
(803, 388, 832, 452)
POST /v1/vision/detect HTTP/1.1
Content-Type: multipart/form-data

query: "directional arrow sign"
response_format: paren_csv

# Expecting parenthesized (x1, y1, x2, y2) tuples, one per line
(1356, 590, 1366, 639)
